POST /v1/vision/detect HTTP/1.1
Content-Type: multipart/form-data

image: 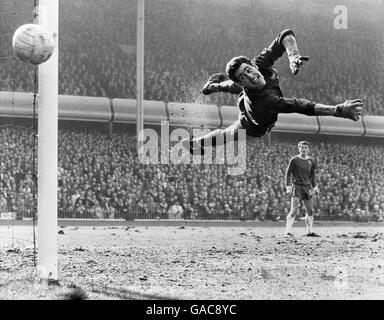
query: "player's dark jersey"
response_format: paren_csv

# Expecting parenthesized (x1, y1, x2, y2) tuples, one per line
(286, 155, 317, 187)
(220, 29, 316, 137)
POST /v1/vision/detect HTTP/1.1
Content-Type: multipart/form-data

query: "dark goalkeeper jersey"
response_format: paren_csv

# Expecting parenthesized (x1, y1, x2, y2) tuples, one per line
(220, 29, 316, 137)
(286, 155, 317, 187)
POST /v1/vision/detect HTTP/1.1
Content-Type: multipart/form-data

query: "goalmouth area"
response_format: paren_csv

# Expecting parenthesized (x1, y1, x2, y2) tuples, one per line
(1, 220, 383, 300)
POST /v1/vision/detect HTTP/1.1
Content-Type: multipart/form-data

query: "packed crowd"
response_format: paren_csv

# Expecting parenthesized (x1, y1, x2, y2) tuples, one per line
(1, 0, 384, 114)
(0, 125, 383, 222)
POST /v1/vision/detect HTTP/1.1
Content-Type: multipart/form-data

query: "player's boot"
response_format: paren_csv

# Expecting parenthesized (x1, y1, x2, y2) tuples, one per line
(181, 138, 204, 156)
(306, 232, 321, 237)
(334, 99, 364, 121)
(201, 73, 226, 95)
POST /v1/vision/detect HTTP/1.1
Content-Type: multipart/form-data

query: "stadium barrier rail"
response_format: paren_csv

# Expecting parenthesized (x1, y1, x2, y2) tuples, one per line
(166, 101, 221, 128)
(1, 91, 383, 137)
(59, 95, 111, 122)
(317, 116, 365, 136)
(362, 115, 384, 138)
(113, 98, 167, 125)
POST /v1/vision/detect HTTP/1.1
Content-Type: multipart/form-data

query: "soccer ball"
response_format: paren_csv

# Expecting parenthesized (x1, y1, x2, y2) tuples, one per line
(12, 24, 55, 65)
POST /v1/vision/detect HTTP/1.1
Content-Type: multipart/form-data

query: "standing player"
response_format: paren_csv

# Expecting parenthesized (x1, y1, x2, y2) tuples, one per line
(182, 29, 364, 154)
(284, 141, 319, 237)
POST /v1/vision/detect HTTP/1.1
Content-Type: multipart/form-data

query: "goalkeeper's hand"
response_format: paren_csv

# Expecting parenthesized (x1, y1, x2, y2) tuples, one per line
(286, 185, 293, 194)
(289, 55, 309, 75)
(201, 73, 227, 95)
(313, 186, 319, 195)
(335, 99, 364, 121)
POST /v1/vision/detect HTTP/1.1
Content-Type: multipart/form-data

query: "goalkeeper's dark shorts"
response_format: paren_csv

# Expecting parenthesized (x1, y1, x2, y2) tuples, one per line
(239, 114, 276, 138)
(237, 95, 277, 137)
(292, 184, 313, 201)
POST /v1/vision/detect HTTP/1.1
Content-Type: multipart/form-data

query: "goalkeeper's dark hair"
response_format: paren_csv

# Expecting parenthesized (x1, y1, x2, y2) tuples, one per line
(298, 140, 310, 147)
(225, 56, 257, 82)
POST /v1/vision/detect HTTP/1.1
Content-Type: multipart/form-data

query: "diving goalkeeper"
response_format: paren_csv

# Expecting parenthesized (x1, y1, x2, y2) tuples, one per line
(182, 29, 364, 154)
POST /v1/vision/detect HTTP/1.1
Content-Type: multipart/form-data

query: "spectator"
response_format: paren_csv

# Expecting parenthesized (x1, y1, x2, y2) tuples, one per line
(0, 125, 383, 222)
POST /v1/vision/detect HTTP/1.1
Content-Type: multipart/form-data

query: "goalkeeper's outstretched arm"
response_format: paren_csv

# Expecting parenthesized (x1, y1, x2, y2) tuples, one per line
(266, 95, 364, 122)
(205, 80, 242, 95)
(281, 32, 309, 75)
(201, 73, 242, 95)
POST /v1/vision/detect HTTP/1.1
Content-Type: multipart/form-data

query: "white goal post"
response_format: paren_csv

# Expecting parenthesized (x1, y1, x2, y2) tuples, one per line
(37, 0, 59, 280)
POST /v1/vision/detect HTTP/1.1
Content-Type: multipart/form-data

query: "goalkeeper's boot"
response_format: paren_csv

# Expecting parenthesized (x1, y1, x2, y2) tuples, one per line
(201, 73, 226, 95)
(335, 99, 364, 121)
(181, 138, 204, 156)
